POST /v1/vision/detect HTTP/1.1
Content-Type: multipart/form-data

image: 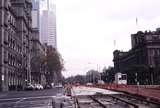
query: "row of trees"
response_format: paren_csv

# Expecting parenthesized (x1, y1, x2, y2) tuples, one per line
(101, 64, 160, 85)
(31, 45, 64, 85)
(64, 64, 160, 85)
(101, 66, 115, 83)
(65, 75, 86, 84)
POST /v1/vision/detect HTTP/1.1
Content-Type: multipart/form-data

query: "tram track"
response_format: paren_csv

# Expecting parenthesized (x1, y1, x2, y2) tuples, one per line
(74, 93, 160, 108)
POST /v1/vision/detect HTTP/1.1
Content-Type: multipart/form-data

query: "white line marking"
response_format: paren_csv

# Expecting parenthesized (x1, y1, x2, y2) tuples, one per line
(15, 98, 26, 104)
(0, 95, 56, 101)
(0, 98, 21, 101)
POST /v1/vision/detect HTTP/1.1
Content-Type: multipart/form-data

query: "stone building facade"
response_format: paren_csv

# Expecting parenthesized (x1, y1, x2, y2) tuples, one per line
(0, 0, 32, 91)
(30, 28, 47, 87)
(113, 29, 160, 85)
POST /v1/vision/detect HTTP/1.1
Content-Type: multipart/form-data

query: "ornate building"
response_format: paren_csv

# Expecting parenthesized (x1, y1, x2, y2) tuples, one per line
(30, 28, 47, 87)
(113, 29, 160, 85)
(0, 0, 32, 91)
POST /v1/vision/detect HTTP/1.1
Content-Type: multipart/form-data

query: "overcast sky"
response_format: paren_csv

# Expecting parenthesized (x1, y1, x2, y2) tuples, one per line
(46, 0, 160, 77)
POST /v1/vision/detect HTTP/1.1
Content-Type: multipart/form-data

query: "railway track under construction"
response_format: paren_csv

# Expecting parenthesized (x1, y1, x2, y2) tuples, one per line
(74, 93, 160, 108)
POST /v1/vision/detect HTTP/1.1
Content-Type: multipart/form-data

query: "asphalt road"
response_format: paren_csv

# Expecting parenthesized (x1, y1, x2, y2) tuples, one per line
(0, 87, 73, 108)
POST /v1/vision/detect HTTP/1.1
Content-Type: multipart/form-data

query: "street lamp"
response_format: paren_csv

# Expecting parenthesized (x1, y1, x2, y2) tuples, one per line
(135, 72, 140, 94)
(150, 65, 154, 85)
(135, 72, 137, 85)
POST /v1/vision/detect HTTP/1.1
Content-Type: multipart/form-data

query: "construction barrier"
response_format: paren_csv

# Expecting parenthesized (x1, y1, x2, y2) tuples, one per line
(84, 83, 160, 102)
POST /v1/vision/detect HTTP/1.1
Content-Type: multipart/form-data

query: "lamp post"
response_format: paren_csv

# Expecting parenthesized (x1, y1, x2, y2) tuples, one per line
(150, 65, 154, 85)
(135, 72, 139, 94)
(135, 72, 137, 85)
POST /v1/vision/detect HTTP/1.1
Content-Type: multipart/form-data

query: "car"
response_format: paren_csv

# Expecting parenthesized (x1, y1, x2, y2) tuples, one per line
(55, 84, 63, 88)
(25, 83, 35, 91)
(34, 84, 44, 90)
(86, 83, 93, 86)
(37, 84, 43, 90)
(44, 84, 51, 89)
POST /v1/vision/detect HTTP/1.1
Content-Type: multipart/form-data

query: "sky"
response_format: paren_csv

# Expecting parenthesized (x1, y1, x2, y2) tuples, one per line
(42, 0, 160, 77)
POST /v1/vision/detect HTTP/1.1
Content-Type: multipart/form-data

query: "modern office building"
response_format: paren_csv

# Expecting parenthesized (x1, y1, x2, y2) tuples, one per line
(113, 28, 160, 85)
(0, 0, 32, 91)
(40, 10, 49, 45)
(32, 0, 40, 29)
(40, 3, 57, 48)
(48, 11, 57, 48)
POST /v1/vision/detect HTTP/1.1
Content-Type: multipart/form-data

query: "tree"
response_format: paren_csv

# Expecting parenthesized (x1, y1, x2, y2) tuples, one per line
(64, 75, 86, 84)
(46, 46, 64, 84)
(30, 53, 46, 84)
(101, 66, 115, 83)
(124, 64, 150, 85)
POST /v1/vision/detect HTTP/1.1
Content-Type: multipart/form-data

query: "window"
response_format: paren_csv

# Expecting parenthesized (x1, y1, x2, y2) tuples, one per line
(152, 35, 159, 40)
(155, 49, 160, 55)
(8, 53, 11, 65)
(4, 50, 8, 64)
(4, 31, 8, 44)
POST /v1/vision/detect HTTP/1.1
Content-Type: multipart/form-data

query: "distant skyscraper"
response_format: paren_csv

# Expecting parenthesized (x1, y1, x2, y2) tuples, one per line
(48, 10, 57, 47)
(32, 0, 40, 29)
(40, 2, 57, 48)
(41, 10, 49, 44)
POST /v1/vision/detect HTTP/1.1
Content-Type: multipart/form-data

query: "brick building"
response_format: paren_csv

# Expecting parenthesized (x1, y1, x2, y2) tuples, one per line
(113, 29, 160, 85)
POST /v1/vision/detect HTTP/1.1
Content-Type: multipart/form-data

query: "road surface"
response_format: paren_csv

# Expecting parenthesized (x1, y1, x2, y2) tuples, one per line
(0, 87, 73, 108)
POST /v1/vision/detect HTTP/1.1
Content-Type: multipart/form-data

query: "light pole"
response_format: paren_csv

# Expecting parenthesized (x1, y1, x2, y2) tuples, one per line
(135, 72, 140, 94)
(150, 65, 154, 85)
(135, 72, 137, 85)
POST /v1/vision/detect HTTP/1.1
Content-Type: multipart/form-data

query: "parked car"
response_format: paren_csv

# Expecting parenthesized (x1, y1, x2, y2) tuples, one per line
(86, 83, 93, 86)
(44, 84, 51, 89)
(25, 83, 35, 91)
(34, 84, 44, 90)
(55, 84, 63, 88)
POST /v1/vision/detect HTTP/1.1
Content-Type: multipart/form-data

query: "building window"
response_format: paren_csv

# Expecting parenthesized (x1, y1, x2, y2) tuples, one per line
(4, 50, 8, 64)
(4, 31, 8, 44)
(8, 53, 10, 65)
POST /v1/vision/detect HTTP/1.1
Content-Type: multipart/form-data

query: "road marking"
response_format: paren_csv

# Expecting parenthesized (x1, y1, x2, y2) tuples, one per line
(12, 98, 26, 108)
(0, 97, 21, 101)
(0, 95, 56, 102)
(15, 98, 26, 104)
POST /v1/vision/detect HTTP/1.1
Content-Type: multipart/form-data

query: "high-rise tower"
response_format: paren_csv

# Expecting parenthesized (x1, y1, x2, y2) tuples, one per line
(40, 0, 57, 48)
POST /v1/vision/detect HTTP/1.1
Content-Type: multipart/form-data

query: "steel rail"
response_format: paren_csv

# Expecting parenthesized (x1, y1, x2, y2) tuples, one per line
(89, 96, 106, 108)
(92, 94, 139, 108)
(117, 93, 160, 106)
